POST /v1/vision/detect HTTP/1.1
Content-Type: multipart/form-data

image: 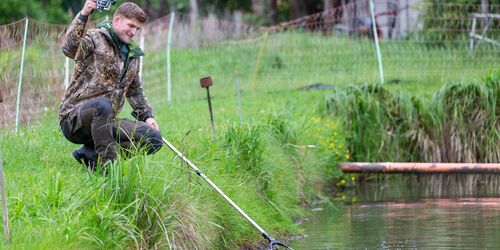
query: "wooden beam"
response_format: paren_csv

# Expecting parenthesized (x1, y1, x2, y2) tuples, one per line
(338, 162, 500, 174)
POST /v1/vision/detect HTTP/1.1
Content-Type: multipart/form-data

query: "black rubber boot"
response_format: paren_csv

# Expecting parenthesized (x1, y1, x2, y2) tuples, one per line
(72, 147, 96, 171)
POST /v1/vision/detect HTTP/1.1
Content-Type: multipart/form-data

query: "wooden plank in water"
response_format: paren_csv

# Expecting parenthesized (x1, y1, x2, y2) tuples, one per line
(338, 162, 500, 174)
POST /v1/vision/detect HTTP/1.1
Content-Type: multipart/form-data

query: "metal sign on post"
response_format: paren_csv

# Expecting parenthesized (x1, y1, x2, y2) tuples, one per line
(200, 76, 216, 136)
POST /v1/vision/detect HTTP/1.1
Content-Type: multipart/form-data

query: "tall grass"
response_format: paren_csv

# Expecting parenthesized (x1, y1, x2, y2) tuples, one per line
(325, 70, 500, 163)
(0, 87, 340, 248)
(431, 78, 499, 162)
(325, 84, 421, 162)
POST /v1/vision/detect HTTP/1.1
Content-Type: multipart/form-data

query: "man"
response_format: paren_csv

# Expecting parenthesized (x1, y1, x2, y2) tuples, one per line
(59, 0, 162, 170)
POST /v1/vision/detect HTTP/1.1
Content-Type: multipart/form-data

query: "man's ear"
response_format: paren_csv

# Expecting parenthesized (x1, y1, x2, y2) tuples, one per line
(112, 15, 121, 25)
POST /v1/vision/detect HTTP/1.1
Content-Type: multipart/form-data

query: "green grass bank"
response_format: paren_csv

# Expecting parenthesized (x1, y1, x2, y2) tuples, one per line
(0, 88, 346, 249)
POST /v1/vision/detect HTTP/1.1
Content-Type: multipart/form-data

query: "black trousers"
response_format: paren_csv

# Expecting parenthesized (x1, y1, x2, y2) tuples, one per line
(60, 98, 162, 162)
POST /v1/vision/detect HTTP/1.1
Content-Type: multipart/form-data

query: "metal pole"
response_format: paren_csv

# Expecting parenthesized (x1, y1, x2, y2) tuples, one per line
(139, 34, 145, 82)
(0, 150, 10, 244)
(470, 16, 477, 50)
(370, 0, 384, 84)
(64, 57, 69, 89)
(15, 18, 29, 133)
(166, 12, 175, 103)
(206, 87, 216, 135)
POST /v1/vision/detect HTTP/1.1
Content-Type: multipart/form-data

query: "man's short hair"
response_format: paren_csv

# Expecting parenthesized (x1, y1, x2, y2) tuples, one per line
(114, 2, 147, 24)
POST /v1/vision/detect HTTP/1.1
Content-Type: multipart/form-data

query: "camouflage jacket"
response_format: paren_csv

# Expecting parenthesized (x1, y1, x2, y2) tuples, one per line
(59, 13, 153, 122)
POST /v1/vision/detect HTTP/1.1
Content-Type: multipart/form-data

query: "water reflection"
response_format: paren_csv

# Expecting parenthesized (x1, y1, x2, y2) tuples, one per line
(291, 198, 500, 249)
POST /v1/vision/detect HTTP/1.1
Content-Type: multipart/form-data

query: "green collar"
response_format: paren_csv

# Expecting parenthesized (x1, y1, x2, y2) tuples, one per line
(128, 39, 144, 58)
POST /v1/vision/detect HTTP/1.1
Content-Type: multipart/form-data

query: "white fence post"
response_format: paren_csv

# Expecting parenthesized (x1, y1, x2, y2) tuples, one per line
(166, 12, 175, 103)
(139, 34, 145, 82)
(370, 0, 385, 84)
(64, 57, 69, 89)
(15, 17, 29, 133)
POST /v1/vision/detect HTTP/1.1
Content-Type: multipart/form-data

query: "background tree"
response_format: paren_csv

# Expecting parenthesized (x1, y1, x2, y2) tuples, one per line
(0, 0, 353, 25)
(0, 0, 68, 24)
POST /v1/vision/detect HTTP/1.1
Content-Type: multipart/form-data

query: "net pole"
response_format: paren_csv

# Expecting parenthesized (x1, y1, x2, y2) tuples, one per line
(139, 34, 145, 82)
(370, 0, 384, 83)
(469, 16, 477, 50)
(64, 57, 69, 89)
(166, 12, 175, 103)
(15, 18, 29, 133)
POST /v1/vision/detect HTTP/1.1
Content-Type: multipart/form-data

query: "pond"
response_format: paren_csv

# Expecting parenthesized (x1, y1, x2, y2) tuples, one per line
(291, 176, 500, 249)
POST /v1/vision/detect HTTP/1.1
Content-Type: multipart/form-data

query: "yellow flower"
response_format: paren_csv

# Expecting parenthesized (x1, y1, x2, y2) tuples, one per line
(351, 176, 356, 181)
(311, 116, 321, 123)
(336, 151, 340, 156)
(338, 143, 344, 149)
(345, 154, 350, 159)
(340, 179, 346, 185)
(341, 195, 347, 201)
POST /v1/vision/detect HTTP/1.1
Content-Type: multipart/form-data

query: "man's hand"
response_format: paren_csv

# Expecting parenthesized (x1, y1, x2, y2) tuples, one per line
(81, 0, 97, 16)
(145, 118, 160, 130)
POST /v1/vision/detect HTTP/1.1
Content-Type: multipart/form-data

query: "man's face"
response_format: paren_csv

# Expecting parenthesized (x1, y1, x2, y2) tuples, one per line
(112, 15, 143, 44)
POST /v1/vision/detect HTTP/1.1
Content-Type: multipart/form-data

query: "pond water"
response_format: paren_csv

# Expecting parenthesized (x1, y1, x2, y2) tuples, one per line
(291, 179, 500, 249)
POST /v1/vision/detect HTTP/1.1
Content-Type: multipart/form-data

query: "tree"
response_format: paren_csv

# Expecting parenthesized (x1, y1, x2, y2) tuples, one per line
(270, 0, 278, 24)
(0, 0, 68, 24)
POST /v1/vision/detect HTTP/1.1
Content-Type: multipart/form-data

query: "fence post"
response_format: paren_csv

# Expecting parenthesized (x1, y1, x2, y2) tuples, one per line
(166, 12, 175, 103)
(139, 34, 145, 82)
(370, 0, 384, 84)
(64, 57, 69, 89)
(469, 15, 477, 50)
(15, 17, 29, 133)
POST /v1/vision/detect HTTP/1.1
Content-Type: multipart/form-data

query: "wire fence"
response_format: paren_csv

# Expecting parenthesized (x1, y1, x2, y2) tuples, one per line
(0, 0, 499, 129)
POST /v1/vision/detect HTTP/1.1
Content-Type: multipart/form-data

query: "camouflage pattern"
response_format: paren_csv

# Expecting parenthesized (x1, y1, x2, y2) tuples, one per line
(59, 13, 153, 123)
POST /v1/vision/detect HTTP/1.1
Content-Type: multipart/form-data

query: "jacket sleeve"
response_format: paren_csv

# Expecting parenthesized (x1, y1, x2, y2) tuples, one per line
(127, 70, 154, 122)
(61, 13, 95, 60)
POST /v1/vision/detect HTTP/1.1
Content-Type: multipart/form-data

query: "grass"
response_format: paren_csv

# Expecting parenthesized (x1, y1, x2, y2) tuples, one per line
(0, 86, 342, 249)
(140, 31, 499, 107)
(325, 69, 500, 163)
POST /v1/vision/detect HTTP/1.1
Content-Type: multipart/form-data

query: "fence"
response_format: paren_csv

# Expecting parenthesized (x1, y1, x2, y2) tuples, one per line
(0, 0, 499, 129)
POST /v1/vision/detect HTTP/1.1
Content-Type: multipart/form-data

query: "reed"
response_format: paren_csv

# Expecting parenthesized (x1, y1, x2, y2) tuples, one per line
(325, 70, 500, 163)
